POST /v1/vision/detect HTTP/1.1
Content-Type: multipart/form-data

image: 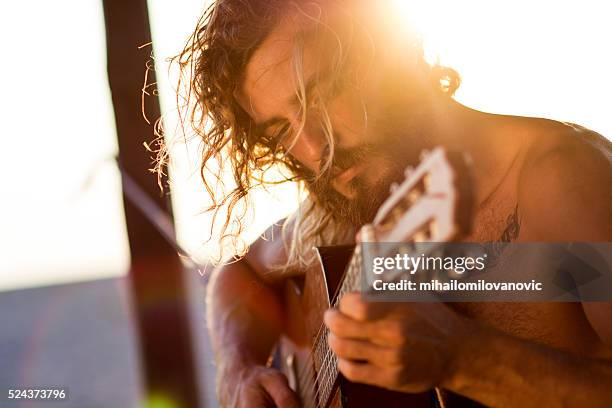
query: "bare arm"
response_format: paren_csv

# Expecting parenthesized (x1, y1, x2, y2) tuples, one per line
(207, 220, 300, 407)
(443, 320, 612, 407)
(325, 135, 612, 406)
(447, 137, 612, 406)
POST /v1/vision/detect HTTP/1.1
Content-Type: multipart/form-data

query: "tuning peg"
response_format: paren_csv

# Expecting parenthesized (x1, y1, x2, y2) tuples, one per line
(419, 149, 430, 161)
(389, 182, 399, 193)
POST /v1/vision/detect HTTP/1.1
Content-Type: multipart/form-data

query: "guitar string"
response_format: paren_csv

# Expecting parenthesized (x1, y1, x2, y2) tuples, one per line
(297, 245, 377, 404)
(294, 241, 446, 404)
(292, 299, 347, 403)
(295, 255, 358, 380)
(293, 251, 362, 404)
(297, 244, 365, 399)
(308, 242, 447, 402)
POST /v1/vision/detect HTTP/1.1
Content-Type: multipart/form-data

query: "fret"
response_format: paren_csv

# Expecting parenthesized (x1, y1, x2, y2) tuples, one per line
(320, 347, 335, 402)
(311, 242, 366, 405)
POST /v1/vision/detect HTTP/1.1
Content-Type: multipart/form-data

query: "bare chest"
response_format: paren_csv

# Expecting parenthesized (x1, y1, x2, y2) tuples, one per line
(464, 195, 521, 243)
(454, 197, 603, 354)
(451, 302, 603, 354)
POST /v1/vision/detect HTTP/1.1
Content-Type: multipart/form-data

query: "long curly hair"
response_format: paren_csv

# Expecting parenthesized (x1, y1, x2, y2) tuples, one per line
(158, 0, 460, 271)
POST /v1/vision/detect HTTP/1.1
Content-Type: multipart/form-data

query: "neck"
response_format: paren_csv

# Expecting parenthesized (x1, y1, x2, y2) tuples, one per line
(423, 97, 525, 206)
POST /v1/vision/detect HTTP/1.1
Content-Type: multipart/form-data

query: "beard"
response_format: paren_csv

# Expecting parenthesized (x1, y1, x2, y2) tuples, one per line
(308, 170, 386, 227)
(303, 128, 424, 228)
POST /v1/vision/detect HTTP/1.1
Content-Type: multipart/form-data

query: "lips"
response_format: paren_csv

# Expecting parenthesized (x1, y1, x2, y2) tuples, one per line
(331, 164, 363, 199)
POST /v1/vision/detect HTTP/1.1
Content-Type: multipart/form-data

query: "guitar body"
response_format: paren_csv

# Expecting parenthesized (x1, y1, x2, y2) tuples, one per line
(277, 245, 432, 408)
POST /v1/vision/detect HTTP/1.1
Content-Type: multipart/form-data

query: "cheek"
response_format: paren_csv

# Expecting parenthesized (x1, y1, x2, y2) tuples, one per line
(362, 156, 393, 185)
(327, 89, 368, 147)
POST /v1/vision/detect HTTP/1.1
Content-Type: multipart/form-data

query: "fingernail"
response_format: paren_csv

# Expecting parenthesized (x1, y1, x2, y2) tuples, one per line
(323, 309, 333, 324)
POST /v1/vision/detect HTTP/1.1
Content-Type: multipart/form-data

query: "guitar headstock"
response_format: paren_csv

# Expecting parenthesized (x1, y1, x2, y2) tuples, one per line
(372, 147, 474, 244)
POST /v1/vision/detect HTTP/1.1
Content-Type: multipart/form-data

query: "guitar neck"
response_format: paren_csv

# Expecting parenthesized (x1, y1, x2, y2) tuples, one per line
(312, 246, 363, 403)
(333, 245, 364, 307)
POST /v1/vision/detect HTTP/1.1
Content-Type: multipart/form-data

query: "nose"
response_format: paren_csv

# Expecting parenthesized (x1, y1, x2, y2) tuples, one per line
(284, 115, 329, 174)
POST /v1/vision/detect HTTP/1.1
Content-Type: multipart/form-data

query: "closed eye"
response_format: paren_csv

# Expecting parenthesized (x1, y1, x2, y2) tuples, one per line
(263, 121, 292, 148)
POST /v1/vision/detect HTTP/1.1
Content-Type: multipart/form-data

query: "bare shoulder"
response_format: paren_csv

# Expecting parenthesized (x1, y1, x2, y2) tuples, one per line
(243, 217, 302, 283)
(517, 119, 612, 241)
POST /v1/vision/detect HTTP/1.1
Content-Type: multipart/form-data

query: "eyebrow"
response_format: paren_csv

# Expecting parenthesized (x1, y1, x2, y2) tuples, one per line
(255, 71, 327, 134)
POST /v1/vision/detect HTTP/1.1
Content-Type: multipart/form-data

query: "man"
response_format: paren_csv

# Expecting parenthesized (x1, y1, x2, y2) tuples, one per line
(171, 0, 612, 406)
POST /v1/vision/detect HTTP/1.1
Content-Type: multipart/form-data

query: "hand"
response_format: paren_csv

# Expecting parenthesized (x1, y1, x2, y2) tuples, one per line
(219, 365, 300, 408)
(324, 292, 471, 393)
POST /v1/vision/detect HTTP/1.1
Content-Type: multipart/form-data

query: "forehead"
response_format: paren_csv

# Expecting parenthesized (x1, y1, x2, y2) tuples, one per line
(238, 10, 323, 122)
(237, 0, 393, 124)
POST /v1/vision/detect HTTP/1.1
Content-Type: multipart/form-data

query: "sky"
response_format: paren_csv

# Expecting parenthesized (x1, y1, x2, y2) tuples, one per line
(0, 0, 129, 291)
(0, 0, 610, 291)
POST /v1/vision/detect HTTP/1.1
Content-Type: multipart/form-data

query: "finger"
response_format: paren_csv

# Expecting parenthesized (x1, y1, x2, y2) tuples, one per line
(324, 309, 372, 340)
(239, 386, 275, 408)
(260, 371, 300, 408)
(328, 333, 402, 365)
(337, 358, 402, 389)
(356, 224, 377, 244)
(338, 292, 392, 321)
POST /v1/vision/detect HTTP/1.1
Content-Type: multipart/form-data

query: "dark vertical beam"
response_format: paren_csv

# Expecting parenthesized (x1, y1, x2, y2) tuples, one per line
(102, 1, 199, 407)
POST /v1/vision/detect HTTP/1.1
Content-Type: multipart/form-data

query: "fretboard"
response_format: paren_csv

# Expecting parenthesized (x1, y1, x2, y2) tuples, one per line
(311, 245, 363, 403)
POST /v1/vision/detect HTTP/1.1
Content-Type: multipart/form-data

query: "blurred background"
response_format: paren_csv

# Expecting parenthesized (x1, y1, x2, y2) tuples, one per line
(0, 0, 611, 407)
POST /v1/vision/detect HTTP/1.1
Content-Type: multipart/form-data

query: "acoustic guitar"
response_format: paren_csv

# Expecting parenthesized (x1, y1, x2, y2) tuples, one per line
(274, 147, 475, 407)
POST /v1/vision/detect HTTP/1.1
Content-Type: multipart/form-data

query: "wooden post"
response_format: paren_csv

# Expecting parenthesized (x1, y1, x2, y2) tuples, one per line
(102, 1, 200, 406)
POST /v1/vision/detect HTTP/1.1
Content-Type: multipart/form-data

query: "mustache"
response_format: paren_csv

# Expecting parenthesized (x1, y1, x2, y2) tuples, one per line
(306, 162, 386, 227)
(319, 143, 376, 177)
(295, 144, 373, 184)
(302, 144, 389, 227)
